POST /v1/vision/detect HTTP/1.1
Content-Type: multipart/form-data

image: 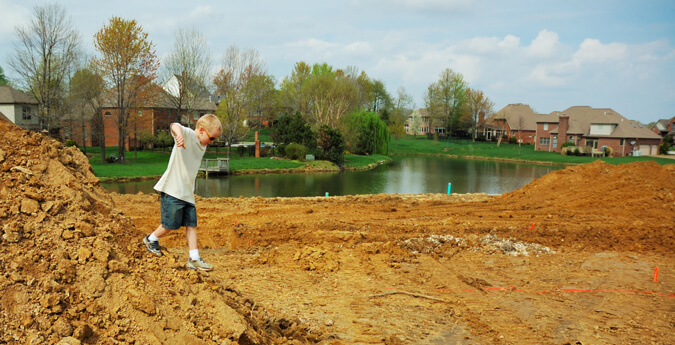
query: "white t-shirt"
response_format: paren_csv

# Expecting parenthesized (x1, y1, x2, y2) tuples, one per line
(153, 124, 206, 204)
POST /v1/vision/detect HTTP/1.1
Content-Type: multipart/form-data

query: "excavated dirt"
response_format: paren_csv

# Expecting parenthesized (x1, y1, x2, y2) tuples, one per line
(1, 117, 674, 344)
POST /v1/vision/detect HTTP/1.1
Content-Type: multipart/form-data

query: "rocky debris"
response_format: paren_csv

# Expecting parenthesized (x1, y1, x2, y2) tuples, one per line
(0, 118, 323, 344)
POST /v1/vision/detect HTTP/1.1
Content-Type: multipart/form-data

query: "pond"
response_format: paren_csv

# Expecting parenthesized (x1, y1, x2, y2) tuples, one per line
(102, 156, 564, 198)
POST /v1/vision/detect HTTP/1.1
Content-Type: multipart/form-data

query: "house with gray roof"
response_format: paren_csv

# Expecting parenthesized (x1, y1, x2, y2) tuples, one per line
(535, 106, 662, 157)
(482, 103, 539, 143)
(0, 85, 39, 131)
(650, 116, 675, 139)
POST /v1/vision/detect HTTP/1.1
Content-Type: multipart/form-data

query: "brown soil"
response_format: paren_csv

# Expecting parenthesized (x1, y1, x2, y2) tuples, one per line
(1, 117, 674, 345)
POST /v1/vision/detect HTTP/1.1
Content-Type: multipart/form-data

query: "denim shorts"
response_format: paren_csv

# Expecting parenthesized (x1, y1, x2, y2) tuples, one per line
(160, 193, 197, 230)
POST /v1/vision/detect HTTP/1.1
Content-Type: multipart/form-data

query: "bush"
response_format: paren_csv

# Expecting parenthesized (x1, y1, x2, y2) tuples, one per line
(574, 148, 581, 156)
(237, 145, 245, 157)
(65, 139, 77, 147)
(285, 143, 308, 160)
(246, 145, 256, 157)
(509, 136, 517, 144)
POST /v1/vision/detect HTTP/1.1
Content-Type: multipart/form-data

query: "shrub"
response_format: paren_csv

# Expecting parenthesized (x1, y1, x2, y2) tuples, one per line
(285, 143, 308, 160)
(603, 146, 613, 157)
(65, 139, 77, 147)
(246, 145, 256, 157)
(237, 145, 245, 157)
(574, 148, 581, 156)
(509, 136, 517, 144)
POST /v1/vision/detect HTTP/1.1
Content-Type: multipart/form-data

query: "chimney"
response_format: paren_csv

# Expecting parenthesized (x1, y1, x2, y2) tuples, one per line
(558, 113, 569, 150)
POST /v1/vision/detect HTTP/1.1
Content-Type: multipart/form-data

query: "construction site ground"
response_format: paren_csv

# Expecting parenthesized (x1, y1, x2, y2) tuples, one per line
(0, 118, 673, 344)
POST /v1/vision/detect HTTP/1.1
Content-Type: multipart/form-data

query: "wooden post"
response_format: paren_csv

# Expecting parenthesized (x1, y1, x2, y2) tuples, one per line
(255, 131, 260, 158)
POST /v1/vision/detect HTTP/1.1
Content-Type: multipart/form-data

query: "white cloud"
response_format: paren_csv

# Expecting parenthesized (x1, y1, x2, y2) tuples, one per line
(526, 29, 562, 59)
(344, 41, 372, 55)
(572, 38, 627, 64)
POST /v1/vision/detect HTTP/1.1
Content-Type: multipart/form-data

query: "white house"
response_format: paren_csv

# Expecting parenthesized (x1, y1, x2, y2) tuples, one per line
(0, 85, 39, 131)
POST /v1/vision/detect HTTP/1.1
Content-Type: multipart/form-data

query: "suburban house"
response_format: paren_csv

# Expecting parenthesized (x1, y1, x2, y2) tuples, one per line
(651, 116, 675, 139)
(100, 88, 217, 150)
(535, 106, 662, 157)
(405, 108, 446, 135)
(482, 103, 538, 143)
(0, 85, 39, 132)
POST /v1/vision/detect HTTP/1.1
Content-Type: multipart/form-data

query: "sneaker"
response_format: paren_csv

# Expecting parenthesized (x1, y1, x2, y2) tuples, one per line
(143, 236, 163, 256)
(187, 257, 214, 271)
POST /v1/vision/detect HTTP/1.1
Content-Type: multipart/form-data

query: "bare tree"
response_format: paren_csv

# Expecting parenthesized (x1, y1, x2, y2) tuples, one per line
(465, 88, 495, 142)
(390, 86, 414, 139)
(160, 27, 212, 126)
(213, 45, 265, 156)
(8, 3, 82, 132)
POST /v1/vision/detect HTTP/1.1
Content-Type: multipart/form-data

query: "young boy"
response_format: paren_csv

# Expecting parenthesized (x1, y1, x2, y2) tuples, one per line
(143, 114, 222, 271)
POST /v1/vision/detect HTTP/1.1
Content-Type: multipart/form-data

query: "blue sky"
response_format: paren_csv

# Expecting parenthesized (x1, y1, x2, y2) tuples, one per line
(1, 0, 673, 124)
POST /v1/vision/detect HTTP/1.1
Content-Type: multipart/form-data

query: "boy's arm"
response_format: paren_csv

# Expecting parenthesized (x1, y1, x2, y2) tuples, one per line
(170, 123, 186, 149)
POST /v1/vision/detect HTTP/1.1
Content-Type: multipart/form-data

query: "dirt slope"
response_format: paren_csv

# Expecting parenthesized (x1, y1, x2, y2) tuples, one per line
(1, 116, 674, 344)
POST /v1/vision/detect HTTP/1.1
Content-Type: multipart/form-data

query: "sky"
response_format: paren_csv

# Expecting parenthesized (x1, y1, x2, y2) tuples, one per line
(1, 0, 673, 124)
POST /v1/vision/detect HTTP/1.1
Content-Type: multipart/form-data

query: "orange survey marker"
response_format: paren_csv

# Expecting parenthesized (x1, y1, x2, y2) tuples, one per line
(527, 222, 535, 231)
(654, 267, 659, 282)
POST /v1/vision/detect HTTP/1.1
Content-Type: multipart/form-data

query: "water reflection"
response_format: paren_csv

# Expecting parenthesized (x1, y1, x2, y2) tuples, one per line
(102, 157, 563, 197)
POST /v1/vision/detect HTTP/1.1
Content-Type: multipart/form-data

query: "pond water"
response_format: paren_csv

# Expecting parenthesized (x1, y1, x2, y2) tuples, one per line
(102, 156, 564, 198)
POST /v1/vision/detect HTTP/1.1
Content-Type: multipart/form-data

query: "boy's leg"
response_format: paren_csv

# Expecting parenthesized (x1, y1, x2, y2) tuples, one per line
(185, 226, 214, 271)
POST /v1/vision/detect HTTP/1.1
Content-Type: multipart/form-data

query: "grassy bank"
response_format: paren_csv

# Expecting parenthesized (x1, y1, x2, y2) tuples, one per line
(84, 135, 671, 181)
(86, 146, 390, 181)
(388, 136, 674, 165)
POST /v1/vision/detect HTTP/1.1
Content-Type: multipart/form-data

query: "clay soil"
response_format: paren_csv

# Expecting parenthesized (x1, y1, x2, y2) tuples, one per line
(1, 117, 674, 345)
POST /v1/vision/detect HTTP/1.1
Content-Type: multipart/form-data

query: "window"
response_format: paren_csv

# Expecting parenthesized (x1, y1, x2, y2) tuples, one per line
(22, 106, 31, 120)
(543, 123, 549, 130)
(539, 137, 550, 145)
(104, 111, 111, 116)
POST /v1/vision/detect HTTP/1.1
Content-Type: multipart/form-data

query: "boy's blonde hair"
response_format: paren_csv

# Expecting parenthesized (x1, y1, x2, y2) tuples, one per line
(196, 114, 222, 135)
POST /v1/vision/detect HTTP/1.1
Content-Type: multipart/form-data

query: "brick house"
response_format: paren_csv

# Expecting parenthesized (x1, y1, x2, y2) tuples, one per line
(0, 85, 40, 131)
(535, 106, 662, 157)
(481, 103, 538, 143)
(101, 90, 216, 150)
(651, 116, 675, 139)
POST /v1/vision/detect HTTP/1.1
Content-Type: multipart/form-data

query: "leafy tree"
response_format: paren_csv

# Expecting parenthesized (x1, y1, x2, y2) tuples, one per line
(344, 110, 390, 155)
(160, 27, 212, 126)
(465, 88, 494, 142)
(317, 125, 345, 166)
(0, 65, 9, 85)
(93, 16, 160, 163)
(303, 63, 358, 128)
(213, 45, 266, 157)
(8, 3, 82, 131)
(278, 61, 312, 116)
(244, 73, 277, 128)
(272, 112, 316, 150)
(369, 79, 392, 120)
(424, 68, 468, 137)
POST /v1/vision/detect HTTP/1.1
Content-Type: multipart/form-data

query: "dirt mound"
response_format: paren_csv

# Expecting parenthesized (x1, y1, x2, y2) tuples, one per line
(0, 118, 321, 344)
(491, 160, 675, 253)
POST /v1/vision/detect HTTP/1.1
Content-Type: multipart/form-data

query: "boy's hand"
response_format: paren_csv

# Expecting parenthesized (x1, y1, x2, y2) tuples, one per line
(171, 123, 186, 148)
(175, 134, 186, 149)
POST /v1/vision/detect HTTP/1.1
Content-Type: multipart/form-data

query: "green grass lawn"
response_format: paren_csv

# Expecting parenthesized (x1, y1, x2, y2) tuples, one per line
(85, 145, 390, 180)
(83, 136, 671, 180)
(388, 135, 674, 165)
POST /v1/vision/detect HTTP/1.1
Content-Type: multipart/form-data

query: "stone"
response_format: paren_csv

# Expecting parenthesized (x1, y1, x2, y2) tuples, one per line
(21, 197, 39, 214)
